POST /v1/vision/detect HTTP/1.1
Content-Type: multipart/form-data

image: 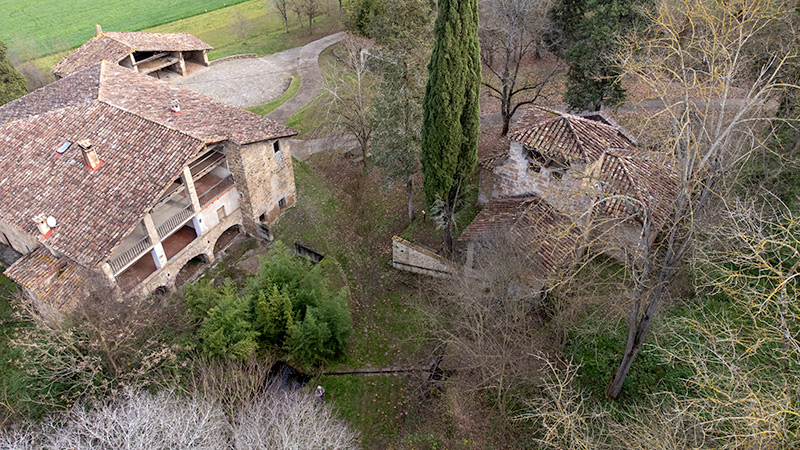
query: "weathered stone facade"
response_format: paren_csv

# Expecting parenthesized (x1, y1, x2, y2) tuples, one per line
(226, 139, 297, 239)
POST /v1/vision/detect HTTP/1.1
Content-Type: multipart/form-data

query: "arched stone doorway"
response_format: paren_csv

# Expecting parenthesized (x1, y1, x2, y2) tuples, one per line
(174, 254, 210, 287)
(213, 224, 243, 256)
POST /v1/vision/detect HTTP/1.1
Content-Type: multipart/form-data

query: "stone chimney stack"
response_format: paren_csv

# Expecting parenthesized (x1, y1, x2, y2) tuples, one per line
(34, 214, 50, 236)
(78, 140, 101, 171)
(96, 24, 103, 35)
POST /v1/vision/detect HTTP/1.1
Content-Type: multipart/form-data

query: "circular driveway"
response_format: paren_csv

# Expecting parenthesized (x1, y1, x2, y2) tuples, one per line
(173, 32, 345, 109)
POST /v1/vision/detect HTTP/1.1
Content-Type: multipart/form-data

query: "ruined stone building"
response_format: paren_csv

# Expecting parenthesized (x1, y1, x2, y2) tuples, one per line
(465, 108, 678, 274)
(52, 26, 212, 79)
(0, 61, 297, 317)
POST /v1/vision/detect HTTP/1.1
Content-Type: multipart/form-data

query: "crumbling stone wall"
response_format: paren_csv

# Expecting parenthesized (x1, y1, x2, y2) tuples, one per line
(392, 236, 459, 277)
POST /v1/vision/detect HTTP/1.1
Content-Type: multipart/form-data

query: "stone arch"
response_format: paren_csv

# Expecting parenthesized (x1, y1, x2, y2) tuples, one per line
(174, 253, 211, 287)
(213, 224, 244, 255)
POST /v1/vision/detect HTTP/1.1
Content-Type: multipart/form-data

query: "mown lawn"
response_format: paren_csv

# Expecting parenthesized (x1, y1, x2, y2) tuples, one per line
(0, 0, 249, 58)
(247, 76, 301, 116)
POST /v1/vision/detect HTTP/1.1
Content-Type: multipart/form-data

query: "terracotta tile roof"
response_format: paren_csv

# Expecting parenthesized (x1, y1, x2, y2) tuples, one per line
(52, 32, 212, 78)
(0, 61, 296, 283)
(98, 63, 297, 144)
(0, 64, 103, 124)
(509, 108, 636, 164)
(594, 149, 679, 231)
(460, 196, 582, 275)
(460, 197, 530, 241)
(104, 32, 213, 52)
(4, 247, 87, 310)
(0, 101, 201, 266)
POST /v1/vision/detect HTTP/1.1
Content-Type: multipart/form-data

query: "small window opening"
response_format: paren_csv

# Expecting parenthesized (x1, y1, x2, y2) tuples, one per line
(278, 197, 286, 209)
(273, 140, 281, 153)
(259, 212, 268, 222)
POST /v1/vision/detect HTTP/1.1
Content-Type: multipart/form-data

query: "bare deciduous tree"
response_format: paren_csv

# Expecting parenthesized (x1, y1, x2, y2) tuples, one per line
(230, 10, 251, 44)
(323, 34, 376, 167)
(273, 0, 291, 33)
(426, 230, 579, 415)
(0, 386, 359, 449)
(296, 0, 323, 34)
(604, 0, 799, 399)
(479, 0, 562, 135)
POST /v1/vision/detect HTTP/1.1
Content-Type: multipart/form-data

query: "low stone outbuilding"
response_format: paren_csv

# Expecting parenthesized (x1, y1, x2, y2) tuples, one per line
(52, 26, 213, 79)
(474, 107, 679, 263)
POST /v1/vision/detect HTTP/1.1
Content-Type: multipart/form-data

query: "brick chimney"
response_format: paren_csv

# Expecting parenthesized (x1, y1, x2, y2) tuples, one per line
(78, 140, 102, 171)
(33, 214, 51, 237)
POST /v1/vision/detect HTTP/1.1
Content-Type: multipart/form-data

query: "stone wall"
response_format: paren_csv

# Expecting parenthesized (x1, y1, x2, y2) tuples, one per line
(0, 221, 38, 256)
(392, 236, 459, 277)
(224, 138, 296, 237)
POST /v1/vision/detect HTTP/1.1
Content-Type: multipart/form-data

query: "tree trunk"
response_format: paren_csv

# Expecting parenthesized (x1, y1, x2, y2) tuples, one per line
(443, 219, 454, 257)
(606, 316, 648, 399)
(501, 109, 511, 136)
(407, 178, 415, 221)
(309, 16, 313, 35)
(284, 17, 289, 33)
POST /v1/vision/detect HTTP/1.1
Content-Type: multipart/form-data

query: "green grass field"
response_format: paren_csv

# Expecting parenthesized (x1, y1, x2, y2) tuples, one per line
(247, 76, 301, 116)
(28, 0, 345, 76)
(0, 0, 250, 58)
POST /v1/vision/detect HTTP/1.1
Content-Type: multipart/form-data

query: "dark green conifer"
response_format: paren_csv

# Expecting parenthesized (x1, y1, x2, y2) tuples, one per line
(421, 0, 480, 254)
(0, 40, 27, 106)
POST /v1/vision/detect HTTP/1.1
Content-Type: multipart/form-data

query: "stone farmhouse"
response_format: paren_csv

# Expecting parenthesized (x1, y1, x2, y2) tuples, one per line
(464, 108, 678, 274)
(0, 60, 297, 318)
(52, 26, 212, 79)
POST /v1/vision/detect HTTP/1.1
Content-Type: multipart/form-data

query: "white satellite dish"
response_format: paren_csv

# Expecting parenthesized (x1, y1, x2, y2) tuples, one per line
(46, 216, 58, 228)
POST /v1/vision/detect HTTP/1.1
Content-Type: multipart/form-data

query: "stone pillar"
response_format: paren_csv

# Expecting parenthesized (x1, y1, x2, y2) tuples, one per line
(465, 241, 475, 269)
(151, 243, 167, 269)
(178, 52, 187, 76)
(100, 262, 116, 282)
(143, 213, 167, 268)
(182, 167, 202, 212)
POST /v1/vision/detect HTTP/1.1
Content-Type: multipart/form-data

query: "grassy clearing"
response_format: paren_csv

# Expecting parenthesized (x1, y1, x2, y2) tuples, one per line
(0, 0, 250, 58)
(273, 154, 435, 447)
(0, 270, 28, 424)
(148, 1, 345, 60)
(247, 76, 301, 116)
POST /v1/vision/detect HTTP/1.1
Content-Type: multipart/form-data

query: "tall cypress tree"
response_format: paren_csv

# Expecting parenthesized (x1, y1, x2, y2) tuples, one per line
(421, 0, 480, 255)
(0, 40, 27, 106)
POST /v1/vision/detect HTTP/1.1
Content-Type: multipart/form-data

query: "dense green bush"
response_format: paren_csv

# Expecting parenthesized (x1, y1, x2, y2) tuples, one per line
(185, 243, 351, 366)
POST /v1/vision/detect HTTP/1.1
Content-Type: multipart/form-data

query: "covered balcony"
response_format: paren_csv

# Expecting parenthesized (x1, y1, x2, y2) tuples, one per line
(190, 148, 234, 207)
(107, 222, 152, 275)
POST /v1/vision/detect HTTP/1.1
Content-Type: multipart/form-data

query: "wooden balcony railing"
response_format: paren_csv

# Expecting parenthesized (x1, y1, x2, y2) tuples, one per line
(198, 175, 234, 207)
(108, 235, 152, 275)
(157, 204, 194, 240)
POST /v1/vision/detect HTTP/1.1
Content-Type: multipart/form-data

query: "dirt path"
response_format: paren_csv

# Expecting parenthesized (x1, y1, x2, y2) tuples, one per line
(173, 32, 346, 109)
